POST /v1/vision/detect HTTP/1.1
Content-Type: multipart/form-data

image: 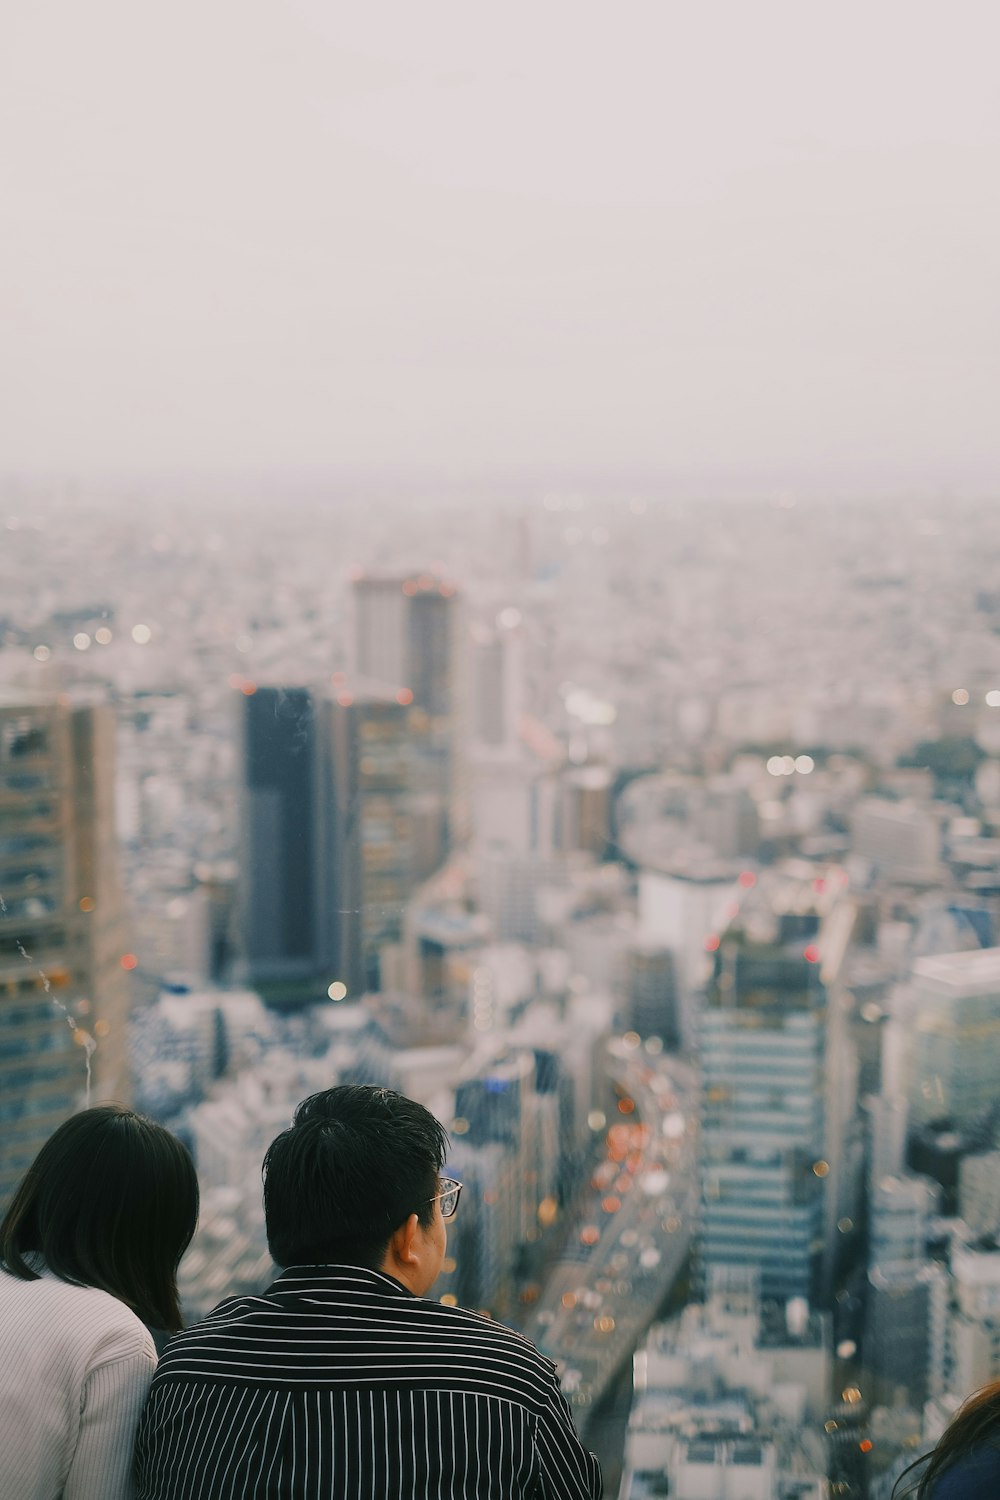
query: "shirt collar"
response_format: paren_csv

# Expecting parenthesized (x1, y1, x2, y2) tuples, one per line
(267, 1264, 416, 1302)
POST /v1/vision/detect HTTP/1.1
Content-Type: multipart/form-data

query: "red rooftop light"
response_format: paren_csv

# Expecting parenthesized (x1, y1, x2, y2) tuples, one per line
(120, 953, 138, 972)
(704, 934, 721, 952)
(738, 871, 756, 888)
(804, 944, 820, 964)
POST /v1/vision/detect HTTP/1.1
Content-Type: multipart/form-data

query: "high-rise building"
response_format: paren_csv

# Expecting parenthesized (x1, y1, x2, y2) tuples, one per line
(237, 683, 416, 1003)
(352, 573, 462, 848)
(907, 948, 1000, 1131)
(326, 689, 414, 996)
(238, 686, 323, 993)
(698, 918, 829, 1302)
(0, 691, 130, 1206)
(625, 943, 680, 1049)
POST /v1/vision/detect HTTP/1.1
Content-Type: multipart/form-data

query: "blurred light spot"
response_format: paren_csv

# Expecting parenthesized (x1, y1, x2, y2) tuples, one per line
(396, 688, 414, 705)
(860, 1440, 873, 1453)
(838, 1217, 854, 1233)
(94, 1019, 110, 1038)
(580, 1226, 600, 1246)
(327, 981, 348, 1001)
(587, 1110, 606, 1131)
(73, 632, 91, 651)
(131, 624, 152, 645)
(987, 691, 1000, 708)
(79, 897, 95, 913)
(33, 645, 51, 661)
(595, 1315, 615, 1333)
(617, 1098, 635, 1115)
(235, 634, 253, 653)
(537, 1196, 558, 1227)
(497, 607, 522, 629)
(622, 1031, 641, 1049)
(795, 754, 815, 774)
(704, 934, 720, 952)
(451, 1118, 469, 1135)
(738, 870, 756, 888)
(440, 1294, 458, 1306)
(120, 953, 138, 971)
(602, 1195, 621, 1214)
(804, 944, 820, 963)
(813, 1159, 830, 1177)
(842, 1387, 862, 1404)
(241, 682, 257, 696)
(337, 693, 353, 707)
(952, 688, 970, 705)
(94, 627, 112, 645)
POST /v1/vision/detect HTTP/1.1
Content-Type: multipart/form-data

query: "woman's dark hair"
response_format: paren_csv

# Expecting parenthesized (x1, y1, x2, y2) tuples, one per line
(263, 1085, 448, 1269)
(892, 1383, 1000, 1497)
(0, 1105, 199, 1332)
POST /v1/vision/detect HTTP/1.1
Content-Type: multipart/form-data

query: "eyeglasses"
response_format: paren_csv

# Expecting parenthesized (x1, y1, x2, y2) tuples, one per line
(427, 1177, 463, 1219)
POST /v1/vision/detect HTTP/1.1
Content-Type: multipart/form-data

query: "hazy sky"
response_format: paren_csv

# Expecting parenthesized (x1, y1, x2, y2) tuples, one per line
(3, 1, 1000, 492)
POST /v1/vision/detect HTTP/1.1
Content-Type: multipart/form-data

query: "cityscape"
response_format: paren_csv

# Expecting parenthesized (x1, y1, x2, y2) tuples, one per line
(4, 488, 1000, 1495)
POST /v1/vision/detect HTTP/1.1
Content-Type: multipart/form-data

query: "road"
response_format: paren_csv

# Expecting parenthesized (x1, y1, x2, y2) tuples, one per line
(521, 1042, 698, 1421)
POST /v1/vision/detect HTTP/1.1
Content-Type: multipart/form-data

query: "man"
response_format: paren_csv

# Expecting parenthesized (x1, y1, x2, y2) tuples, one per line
(136, 1085, 602, 1499)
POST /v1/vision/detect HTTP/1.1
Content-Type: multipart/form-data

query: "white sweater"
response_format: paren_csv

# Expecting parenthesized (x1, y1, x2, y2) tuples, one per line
(0, 1266, 156, 1500)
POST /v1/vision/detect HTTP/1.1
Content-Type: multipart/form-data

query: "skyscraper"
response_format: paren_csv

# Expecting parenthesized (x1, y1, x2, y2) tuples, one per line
(238, 686, 323, 993)
(699, 912, 829, 1303)
(325, 687, 414, 996)
(237, 682, 416, 1003)
(907, 948, 1000, 1131)
(352, 573, 462, 847)
(0, 691, 130, 1206)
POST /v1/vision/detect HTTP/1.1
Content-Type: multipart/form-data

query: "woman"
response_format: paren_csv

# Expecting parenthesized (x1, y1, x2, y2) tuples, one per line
(0, 1106, 199, 1500)
(894, 1385, 1000, 1496)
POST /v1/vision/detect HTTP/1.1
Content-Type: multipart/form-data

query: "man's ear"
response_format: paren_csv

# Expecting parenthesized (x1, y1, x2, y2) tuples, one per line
(387, 1213, 421, 1267)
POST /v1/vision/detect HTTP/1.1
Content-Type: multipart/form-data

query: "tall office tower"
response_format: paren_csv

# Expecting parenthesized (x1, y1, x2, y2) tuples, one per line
(237, 683, 416, 1004)
(863, 1175, 940, 1409)
(699, 922, 829, 1303)
(352, 573, 462, 849)
(325, 688, 414, 997)
(0, 692, 130, 1206)
(625, 943, 681, 1049)
(960, 1151, 1000, 1238)
(907, 948, 1000, 1132)
(238, 687, 324, 995)
(468, 614, 524, 751)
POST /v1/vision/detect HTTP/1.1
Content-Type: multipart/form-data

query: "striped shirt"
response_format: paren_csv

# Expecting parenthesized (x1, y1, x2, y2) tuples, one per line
(136, 1265, 602, 1500)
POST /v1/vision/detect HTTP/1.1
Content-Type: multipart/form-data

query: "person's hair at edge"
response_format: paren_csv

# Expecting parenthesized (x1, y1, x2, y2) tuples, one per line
(263, 1085, 449, 1271)
(892, 1381, 1000, 1497)
(0, 1105, 199, 1333)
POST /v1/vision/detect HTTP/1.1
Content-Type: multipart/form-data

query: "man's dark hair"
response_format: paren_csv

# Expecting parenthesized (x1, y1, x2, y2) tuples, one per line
(263, 1085, 449, 1270)
(0, 1105, 199, 1332)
